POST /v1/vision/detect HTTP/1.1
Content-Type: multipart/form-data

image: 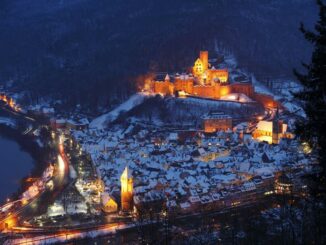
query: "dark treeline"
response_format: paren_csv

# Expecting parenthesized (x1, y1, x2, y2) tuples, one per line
(0, 0, 317, 112)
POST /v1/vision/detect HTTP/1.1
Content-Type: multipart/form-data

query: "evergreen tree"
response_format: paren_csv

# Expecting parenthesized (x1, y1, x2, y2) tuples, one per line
(294, 0, 326, 190)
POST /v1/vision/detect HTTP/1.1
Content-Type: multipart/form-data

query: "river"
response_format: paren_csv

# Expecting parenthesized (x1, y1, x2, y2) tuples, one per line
(0, 136, 34, 203)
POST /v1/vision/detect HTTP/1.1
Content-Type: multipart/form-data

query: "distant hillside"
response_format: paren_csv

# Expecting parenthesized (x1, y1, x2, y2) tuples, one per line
(0, 0, 317, 111)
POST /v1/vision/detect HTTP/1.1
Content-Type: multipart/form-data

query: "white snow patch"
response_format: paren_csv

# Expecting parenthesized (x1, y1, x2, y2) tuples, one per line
(182, 97, 242, 108)
(90, 93, 148, 129)
(69, 165, 77, 179)
(0, 117, 16, 127)
(221, 93, 253, 103)
(251, 76, 274, 96)
(283, 101, 306, 118)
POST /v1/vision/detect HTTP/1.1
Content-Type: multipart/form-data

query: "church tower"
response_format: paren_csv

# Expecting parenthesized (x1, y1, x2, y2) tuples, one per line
(120, 166, 133, 212)
(272, 108, 282, 144)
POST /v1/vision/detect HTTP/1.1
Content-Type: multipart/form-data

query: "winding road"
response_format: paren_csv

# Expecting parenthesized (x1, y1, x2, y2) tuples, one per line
(0, 104, 71, 231)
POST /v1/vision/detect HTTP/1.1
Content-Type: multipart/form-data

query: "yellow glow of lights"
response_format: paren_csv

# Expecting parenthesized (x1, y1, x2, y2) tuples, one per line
(21, 198, 28, 205)
(59, 135, 65, 144)
(121, 167, 133, 193)
(264, 191, 274, 195)
(58, 155, 65, 173)
(5, 217, 17, 229)
(302, 142, 312, 154)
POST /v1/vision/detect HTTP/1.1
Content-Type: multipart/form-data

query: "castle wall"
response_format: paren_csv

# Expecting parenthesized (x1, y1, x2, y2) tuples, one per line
(207, 69, 229, 83)
(193, 84, 221, 99)
(203, 118, 232, 133)
(220, 84, 231, 97)
(231, 83, 254, 97)
(153, 80, 174, 95)
(150, 79, 283, 110)
(147, 51, 287, 110)
(174, 78, 194, 94)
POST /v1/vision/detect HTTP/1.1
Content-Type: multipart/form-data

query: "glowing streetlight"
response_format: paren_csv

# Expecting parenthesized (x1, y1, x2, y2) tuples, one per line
(302, 142, 312, 154)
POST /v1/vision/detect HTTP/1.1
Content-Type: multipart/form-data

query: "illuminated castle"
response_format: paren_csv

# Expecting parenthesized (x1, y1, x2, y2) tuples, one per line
(193, 51, 228, 84)
(120, 166, 133, 212)
(148, 51, 254, 100)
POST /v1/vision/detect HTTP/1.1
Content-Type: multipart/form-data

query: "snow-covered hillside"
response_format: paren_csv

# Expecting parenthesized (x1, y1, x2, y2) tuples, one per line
(90, 93, 148, 129)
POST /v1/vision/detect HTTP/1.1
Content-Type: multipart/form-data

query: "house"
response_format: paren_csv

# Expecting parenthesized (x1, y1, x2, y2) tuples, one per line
(102, 192, 118, 213)
(202, 112, 232, 133)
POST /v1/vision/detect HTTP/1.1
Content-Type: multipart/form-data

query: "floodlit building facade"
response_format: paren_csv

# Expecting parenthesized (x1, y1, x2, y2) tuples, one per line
(145, 51, 282, 108)
(149, 51, 254, 100)
(202, 112, 232, 133)
(102, 193, 118, 213)
(120, 166, 133, 212)
(252, 110, 294, 144)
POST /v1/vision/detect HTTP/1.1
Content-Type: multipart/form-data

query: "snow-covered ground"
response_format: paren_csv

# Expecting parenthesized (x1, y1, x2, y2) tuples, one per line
(184, 97, 243, 107)
(251, 76, 274, 96)
(0, 50, 310, 223)
(220, 93, 253, 103)
(282, 101, 306, 118)
(221, 50, 305, 118)
(0, 117, 16, 127)
(72, 121, 313, 212)
(68, 52, 312, 213)
(90, 93, 148, 129)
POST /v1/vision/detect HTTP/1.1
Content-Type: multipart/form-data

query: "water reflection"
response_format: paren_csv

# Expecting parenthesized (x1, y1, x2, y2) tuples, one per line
(0, 136, 34, 203)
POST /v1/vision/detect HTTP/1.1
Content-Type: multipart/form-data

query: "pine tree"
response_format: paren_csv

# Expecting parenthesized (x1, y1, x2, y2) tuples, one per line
(294, 0, 326, 190)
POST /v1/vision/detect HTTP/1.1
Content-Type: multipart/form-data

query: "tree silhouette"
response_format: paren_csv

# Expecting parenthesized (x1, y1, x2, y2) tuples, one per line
(294, 0, 326, 191)
(294, 1, 326, 243)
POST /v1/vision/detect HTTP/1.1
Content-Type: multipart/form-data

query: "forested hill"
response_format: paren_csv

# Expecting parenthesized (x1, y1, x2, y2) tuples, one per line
(0, 0, 317, 111)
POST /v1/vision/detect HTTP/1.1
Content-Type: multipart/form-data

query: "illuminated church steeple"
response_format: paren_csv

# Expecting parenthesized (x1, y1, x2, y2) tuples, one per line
(120, 166, 133, 212)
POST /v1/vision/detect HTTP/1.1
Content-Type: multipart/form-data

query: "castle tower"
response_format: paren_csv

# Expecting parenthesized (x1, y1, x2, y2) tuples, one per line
(120, 166, 133, 212)
(272, 108, 282, 144)
(199, 51, 209, 72)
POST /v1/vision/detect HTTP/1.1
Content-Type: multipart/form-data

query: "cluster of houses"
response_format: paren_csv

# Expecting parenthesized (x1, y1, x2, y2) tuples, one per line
(71, 121, 310, 215)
